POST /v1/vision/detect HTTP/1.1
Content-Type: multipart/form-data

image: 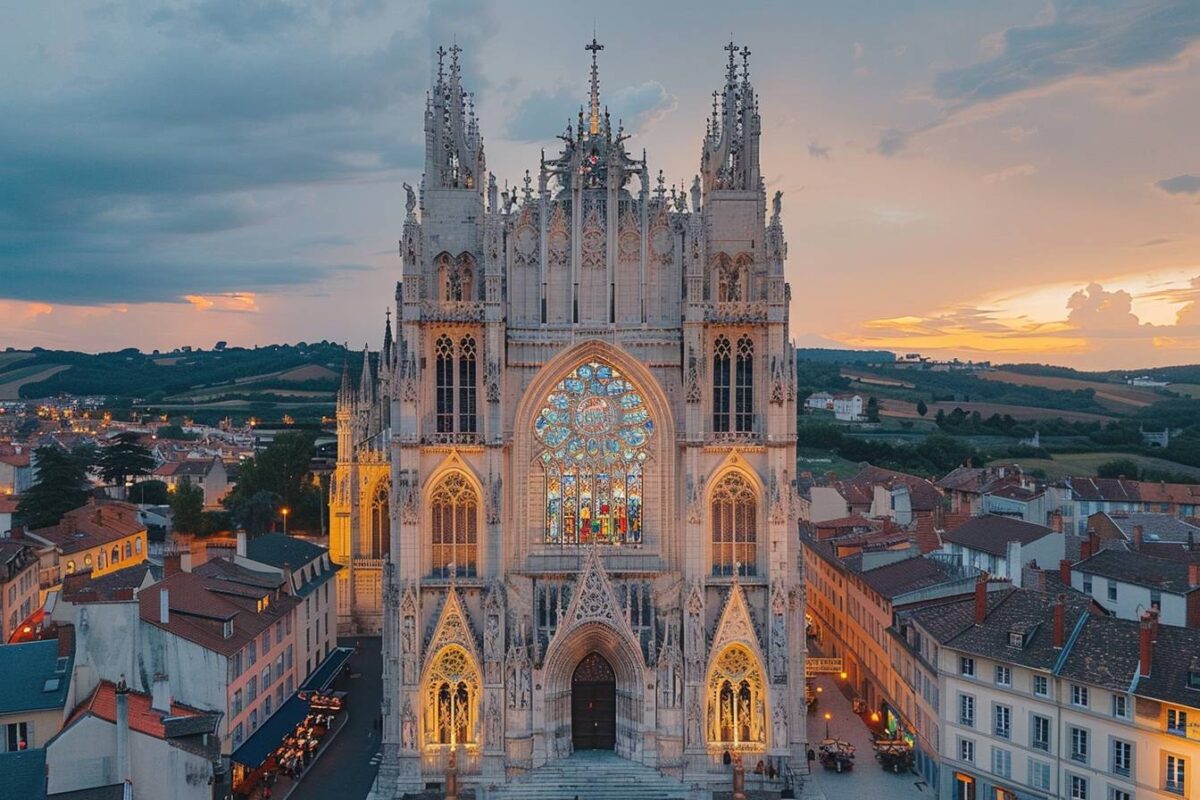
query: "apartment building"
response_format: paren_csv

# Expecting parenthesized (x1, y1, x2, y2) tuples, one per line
(908, 585, 1200, 800)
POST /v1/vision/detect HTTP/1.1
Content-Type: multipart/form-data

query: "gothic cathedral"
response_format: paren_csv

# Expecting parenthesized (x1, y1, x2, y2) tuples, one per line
(330, 40, 806, 795)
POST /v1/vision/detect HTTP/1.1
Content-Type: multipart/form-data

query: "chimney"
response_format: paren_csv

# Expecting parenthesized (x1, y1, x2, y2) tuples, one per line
(236, 530, 247, 558)
(1007, 540, 1023, 586)
(159, 587, 169, 624)
(1052, 594, 1066, 649)
(115, 677, 132, 785)
(163, 551, 181, 578)
(1060, 559, 1072, 587)
(1133, 524, 1144, 552)
(974, 572, 989, 625)
(1089, 529, 1100, 558)
(151, 672, 171, 714)
(1190, 562, 1200, 589)
(1139, 611, 1154, 678)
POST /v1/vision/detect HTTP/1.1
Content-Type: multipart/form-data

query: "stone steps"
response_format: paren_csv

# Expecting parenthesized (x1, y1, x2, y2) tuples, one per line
(486, 751, 692, 800)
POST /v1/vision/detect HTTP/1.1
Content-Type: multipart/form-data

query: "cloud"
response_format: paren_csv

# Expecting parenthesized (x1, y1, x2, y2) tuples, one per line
(808, 141, 831, 159)
(983, 164, 1038, 184)
(880, 1, 1200, 155)
(1156, 174, 1200, 194)
(1137, 237, 1174, 247)
(1066, 282, 1144, 333)
(505, 81, 677, 142)
(876, 128, 909, 156)
(0, 0, 494, 307)
(1002, 124, 1038, 142)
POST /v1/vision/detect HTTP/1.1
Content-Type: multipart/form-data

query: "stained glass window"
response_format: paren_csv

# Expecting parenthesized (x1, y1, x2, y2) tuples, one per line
(536, 360, 654, 546)
(370, 478, 390, 560)
(430, 473, 478, 578)
(711, 472, 757, 576)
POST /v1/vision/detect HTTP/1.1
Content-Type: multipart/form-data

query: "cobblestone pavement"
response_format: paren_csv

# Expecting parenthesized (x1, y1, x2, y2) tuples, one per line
(803, 676, 932, 800)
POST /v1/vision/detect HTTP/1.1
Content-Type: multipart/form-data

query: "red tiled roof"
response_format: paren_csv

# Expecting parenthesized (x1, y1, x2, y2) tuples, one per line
(942, 515, 1056, 556)
(28, 500, 145, 555)
(66, 680, 207, 740)
(913, 515, 942, 554)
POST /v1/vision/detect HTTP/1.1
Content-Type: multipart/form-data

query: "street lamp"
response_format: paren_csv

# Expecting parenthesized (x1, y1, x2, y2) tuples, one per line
(824, 712, 832, 739)
(281, 507, 290, 535)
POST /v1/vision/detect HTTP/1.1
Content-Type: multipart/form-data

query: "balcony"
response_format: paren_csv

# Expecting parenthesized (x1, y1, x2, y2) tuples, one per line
(705, 301, 768, 324)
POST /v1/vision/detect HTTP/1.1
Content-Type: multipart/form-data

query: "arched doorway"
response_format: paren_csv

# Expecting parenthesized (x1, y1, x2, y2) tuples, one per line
(571, 652, 616, 751)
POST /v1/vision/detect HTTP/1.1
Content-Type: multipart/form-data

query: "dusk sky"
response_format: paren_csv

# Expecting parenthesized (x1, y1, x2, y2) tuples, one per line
(3, 0, 1199, 369)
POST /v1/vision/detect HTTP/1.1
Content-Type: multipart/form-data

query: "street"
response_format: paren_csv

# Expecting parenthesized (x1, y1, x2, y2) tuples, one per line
(289, 637, 383, 800)
(803, 676, 931, 800)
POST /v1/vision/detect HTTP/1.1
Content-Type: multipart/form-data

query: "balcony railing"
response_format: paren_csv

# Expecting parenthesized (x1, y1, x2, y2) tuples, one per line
(705, 301, 768, 324)
(420, 299, 484, 322)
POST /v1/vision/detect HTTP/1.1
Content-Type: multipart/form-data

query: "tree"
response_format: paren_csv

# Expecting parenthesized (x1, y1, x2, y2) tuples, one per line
(16, 446, 92, 529)
(96, 432, 156, 490)
(866, 396, 880, 423)
(1096, 458, 1142, 480)
(916, 399, 928, 417)
(129, 479, 170, 505)
(169, 481, 205, 534)
(227, 490, 281, 536)
(224, 432, 321, 531)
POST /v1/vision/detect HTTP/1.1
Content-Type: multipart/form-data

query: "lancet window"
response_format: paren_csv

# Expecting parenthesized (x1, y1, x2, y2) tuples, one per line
(707, 644, 766, 747)
(711, 471, 757, 576)
(424, 645, 479, 747)
(430, 472, 478, 578)
(535, 360, 654, 546)
(713, 336, 731, 432)
(434, 334, 478, 435)
(370, 478, 390, 560)
(735, 336, 754, 432)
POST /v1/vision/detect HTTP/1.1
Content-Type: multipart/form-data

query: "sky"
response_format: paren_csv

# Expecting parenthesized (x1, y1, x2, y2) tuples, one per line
(1, 0, 1199, 370)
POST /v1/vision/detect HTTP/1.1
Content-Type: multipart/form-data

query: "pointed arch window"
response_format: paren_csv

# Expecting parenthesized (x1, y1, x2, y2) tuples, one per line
(425, 645, 479, 746)
(534, 361, 655, 546)
(446, 253, 474, 302)
(735, 336, 754, 432)
(711, 471, 757, 577)
(436, 335, 455, 433)
(458, 335, 477, 434)
(430, 473, 478, 578)
(712, 336, 731, 432)
(707, 644, 766, 746)
(370, 479, 391, 560)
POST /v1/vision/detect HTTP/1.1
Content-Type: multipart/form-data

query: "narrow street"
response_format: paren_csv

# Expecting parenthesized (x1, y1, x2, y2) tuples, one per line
(288, 637, 383, 800)
(803, 676, 931, 800)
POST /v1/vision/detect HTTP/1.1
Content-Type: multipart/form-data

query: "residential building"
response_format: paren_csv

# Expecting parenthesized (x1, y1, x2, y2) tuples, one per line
(803, 527, 984, 790)
(46, 679, 220, 799)
(0, 442, 34, 495)
(941, 515, 1065, 586)
(937, 465, 1070, 526)
(1, 749, 47, 800)
(909, 587, 1200, 800)
(0, 494, 18, 536)
(832, 393, 865, 422)
(1087, 511, 1200, 559)
(238, 532, 340, 684)
(1064, 477, 1200, 535)
(1070, 549, 1200, 627)
(0, 628, 75, 752)
(0, 539, 41, 642)
(150, 456, 229, 507)
(24, 500, 148, 596)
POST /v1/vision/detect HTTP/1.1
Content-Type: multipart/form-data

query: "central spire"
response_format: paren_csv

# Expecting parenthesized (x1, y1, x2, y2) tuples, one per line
(585, 37, 604, 136)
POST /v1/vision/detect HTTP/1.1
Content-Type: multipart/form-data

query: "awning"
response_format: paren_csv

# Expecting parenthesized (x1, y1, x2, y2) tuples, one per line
(231, 694, 310, 768)
(300, 646, 354, 693)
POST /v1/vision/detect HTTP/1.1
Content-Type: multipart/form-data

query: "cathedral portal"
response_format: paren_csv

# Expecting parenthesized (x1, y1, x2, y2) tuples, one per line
(571, 652, 616, 750)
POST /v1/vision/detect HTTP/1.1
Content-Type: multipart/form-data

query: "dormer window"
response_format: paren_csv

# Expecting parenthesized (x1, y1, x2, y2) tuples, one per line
(223, 619, 234, 639)
(1008, 631, 1024, 648)
(1187, 670, 1200, 691)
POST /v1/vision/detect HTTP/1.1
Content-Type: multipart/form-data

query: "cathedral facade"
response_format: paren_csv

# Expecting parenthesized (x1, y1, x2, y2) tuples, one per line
(331, 40, 806, 794)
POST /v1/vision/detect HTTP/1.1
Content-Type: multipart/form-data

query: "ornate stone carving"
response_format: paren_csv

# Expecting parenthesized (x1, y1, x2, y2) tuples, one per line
(504, 618, 531, 710)
(398, 470, 418, 525)
(486, 696, 502, 747)
(403, 182, 416, 219)
(485, 473, 502, 525)
(400, 351, 418, 403)
(618, 207, 640, 262)
(581, 204, 605, 270)
(547, 203, 569, 269)
(401, 696, 417, 750)
(400, 584, 419, 685)
(425, 589, 481, 668)
(685, 346, 701, 404)
(483, 583, 504, 684)
(770, 356, 785, 405)
(485, 358, 500, 403)
(769, 581, 787, 683)
(709, 582, 763, 658)
(686, 473, 704, 524)
(685, 581, 705, 679)
(769, 468, 785, 525)
(657, 608, 683, 709)
(687, 690, 703, 748)
(773, 692, 788, 747)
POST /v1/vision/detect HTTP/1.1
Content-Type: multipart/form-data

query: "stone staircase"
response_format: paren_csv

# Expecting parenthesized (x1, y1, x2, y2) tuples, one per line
(485, 751, 693, 800)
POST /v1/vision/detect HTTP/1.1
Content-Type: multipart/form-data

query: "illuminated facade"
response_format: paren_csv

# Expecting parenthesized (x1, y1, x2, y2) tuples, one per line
(332, 40, 805, 796)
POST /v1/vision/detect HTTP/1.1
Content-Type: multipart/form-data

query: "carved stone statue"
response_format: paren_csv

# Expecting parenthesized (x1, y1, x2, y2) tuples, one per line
(773, 694, 788, 747)
(772, 190, 782, 221)
(486, 699, 501, 746)
(687, 693, 703, 747)
(401, 697, 416, 750)
(403, 182, 417, 217)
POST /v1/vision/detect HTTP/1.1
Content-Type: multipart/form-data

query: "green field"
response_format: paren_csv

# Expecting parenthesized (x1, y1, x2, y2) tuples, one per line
(988, 451, 1200, 480)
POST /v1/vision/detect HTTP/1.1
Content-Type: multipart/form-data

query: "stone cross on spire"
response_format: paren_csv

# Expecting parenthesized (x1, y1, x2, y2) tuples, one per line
(436, 45, 447, 83)
(741, 45, 751, 82)
(449, 42, 462, 82)
(724, 40, 739, 84)
(586, 37, 604, 136)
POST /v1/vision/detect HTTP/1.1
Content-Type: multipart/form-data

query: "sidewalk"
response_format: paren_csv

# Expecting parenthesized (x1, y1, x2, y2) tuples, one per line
(804, 676, 929, 800)
(272, 708, 350, 800)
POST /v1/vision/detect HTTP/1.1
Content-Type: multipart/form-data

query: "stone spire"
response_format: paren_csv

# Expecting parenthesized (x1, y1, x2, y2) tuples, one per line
(337, 356, 353, 408)
(701, 40, 762, 195)
(585, 37, 605, 137)
(425, 42, 484, 190)
(382, 309, 393, 364)
(358, 344, 373, 406)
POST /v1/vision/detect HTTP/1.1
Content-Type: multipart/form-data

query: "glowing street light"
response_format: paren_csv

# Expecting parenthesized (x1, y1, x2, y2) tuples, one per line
(824, 711, 832, 738)
(281, 507, 290, 535)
